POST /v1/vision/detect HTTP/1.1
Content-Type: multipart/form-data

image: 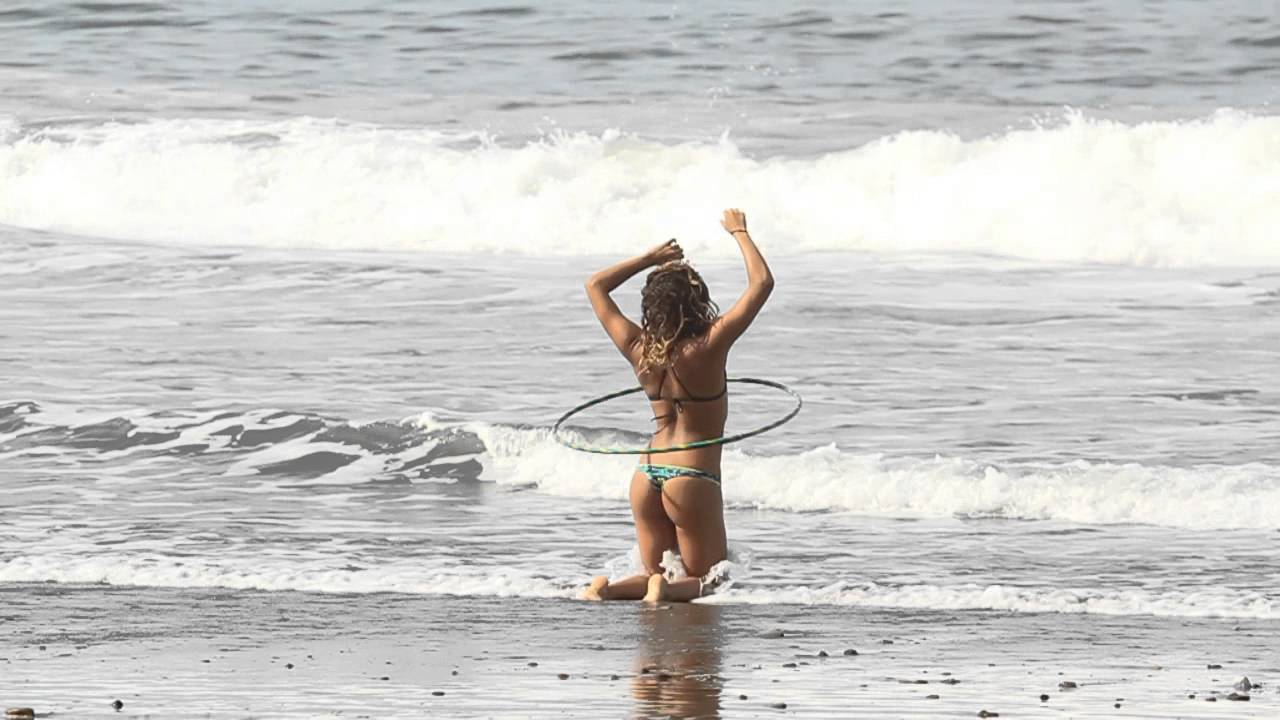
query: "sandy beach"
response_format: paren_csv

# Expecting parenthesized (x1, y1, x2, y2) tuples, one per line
(4, 584, 1275, 718)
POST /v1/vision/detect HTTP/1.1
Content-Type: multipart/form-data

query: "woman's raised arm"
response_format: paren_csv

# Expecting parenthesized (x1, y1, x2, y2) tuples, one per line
(585, 239, 684, 359)
(709, 209, 774, 350)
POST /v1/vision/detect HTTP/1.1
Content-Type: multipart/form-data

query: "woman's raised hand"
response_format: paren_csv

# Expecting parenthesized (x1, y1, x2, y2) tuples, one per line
(721, 208, 748, 235)
(646, 238, 684, 265)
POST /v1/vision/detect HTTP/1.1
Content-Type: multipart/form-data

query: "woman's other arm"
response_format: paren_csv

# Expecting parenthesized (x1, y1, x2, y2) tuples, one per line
(709, 209, 774, 349)
(585, 239, 684, 359)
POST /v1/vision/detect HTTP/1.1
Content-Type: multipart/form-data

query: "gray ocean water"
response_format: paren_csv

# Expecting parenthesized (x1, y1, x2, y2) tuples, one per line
(3, 1, 1280, 717)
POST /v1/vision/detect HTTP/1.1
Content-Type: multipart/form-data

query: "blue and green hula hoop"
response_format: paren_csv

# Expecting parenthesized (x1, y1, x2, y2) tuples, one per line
(553, 377, 803, 455)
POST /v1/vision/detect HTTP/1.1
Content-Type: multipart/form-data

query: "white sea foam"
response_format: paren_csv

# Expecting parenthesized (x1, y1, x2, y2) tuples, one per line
(703, 581, 1279, 620)
(2, 555, 1272, 619)
(0, 555, 569, 599)
(473, 424, 1280, 531)
(3, 111, 1279, 266)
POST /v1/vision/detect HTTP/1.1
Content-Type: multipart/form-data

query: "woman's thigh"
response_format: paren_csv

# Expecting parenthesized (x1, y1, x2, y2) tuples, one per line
(659, 476, 727, 577)
(629, 471, 676, 573)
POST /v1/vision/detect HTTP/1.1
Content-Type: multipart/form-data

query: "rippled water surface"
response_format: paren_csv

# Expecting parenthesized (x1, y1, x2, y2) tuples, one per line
(5, 0, 1280, 148)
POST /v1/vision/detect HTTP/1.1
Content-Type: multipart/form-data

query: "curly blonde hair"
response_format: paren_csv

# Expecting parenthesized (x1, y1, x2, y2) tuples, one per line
(639, 261, 719, 372)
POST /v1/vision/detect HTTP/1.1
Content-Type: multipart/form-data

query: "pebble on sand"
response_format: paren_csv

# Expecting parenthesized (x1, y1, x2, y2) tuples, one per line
(738, 694, 748, 700)
(285, 663, 294, 669)
(782, 663, 797, 668)
(1234, 677, 1252, 691)
(112, 699, 124, 710)
(1039, 694, 1049, 702)
(925, 694, 940, 700)
(940, 678, 960, 685)
(610, 675, 620, 681)
(817, 650, 828, 657)
(6, 710, 35, 719)
(1207, 664, 1222, 669)
(1226, 692, 1250, 702)
(1058, 681, 1077, 689)
(431, 691, 445, 697)
(843, 649, 858, 656)
(769, 702, 787, 709)
(977, 711, 999, 718)
(761, 629, 785, 639)
(557, 673, 570, 680)
(528, 662, 538, 667)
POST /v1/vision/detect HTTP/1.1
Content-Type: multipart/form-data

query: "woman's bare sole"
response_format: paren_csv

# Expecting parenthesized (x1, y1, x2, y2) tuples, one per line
(581, 576, 610, 601)
(642, 573, 668, 602)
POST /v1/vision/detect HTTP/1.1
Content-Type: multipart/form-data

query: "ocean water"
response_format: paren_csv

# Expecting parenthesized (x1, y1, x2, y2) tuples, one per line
(3, 1, 1280, 717)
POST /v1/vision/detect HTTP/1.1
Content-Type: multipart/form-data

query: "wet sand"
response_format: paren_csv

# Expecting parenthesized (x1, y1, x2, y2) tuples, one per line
(3, 583, 1276, 718)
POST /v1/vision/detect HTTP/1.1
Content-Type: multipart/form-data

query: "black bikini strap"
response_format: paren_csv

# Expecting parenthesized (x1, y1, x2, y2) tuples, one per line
(668, 364, 728, 403)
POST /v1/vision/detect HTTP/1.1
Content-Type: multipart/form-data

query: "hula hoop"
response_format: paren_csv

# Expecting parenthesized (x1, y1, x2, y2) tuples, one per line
(553, 377, 802, 455)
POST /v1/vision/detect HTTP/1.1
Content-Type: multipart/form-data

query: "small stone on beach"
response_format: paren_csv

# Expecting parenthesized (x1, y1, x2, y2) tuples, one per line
(782, 663, 797, 668)
(1226, 692, 1250, 702)
(1234, 677, 1252, 691)
(6, 710, 35, 719)
(977, 711, 999, 718)
(112, 699, 124, 710)
(610, 675, 620, 681)
(926, 694, 939, 699)
(761, 629, 785, 639)
(817, 650, 828, 657)
(285, 663, 294, 669)
(432, 691, 445, 696)
(557, 673, 569, 680)
(1058, 681, 1077, 689)
(739, 694, 748, 700)
(1207, 664, 1222, 669)
(843, 649, 858, 656)
(1039, 694, 1049, 702)
(451, 670, 458, 676)
(769, 702, 787, 709)
(941, 678, 960, 684)
(528, 662, 538, 667)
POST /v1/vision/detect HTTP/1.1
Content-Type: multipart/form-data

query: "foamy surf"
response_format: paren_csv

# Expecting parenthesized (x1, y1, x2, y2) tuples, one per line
(4, 402, 1276, 531)
(3, 111, 1280, 266)
(473, 421, 1280, 530)
(2, 554, 1273, 620)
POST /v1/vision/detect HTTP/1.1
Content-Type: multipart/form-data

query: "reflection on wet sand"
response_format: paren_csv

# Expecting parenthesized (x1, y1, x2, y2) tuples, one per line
(631, 602, 725, 719)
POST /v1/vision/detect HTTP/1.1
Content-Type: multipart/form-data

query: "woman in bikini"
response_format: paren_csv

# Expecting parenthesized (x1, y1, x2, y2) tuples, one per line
(582, 208, 774, 603)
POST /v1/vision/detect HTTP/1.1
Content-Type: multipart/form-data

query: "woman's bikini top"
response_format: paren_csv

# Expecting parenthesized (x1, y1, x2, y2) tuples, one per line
(645, 364, 728, 422)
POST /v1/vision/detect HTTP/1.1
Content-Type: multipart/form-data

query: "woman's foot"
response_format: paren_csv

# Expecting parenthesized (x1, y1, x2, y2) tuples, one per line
(642, 573, 669, 603)
(581, 576, 610, 601)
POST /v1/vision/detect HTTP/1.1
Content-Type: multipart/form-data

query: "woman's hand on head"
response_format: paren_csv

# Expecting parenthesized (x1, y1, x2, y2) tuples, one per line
(721, 208, 748, 235)
(646, 238, 684, 265)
